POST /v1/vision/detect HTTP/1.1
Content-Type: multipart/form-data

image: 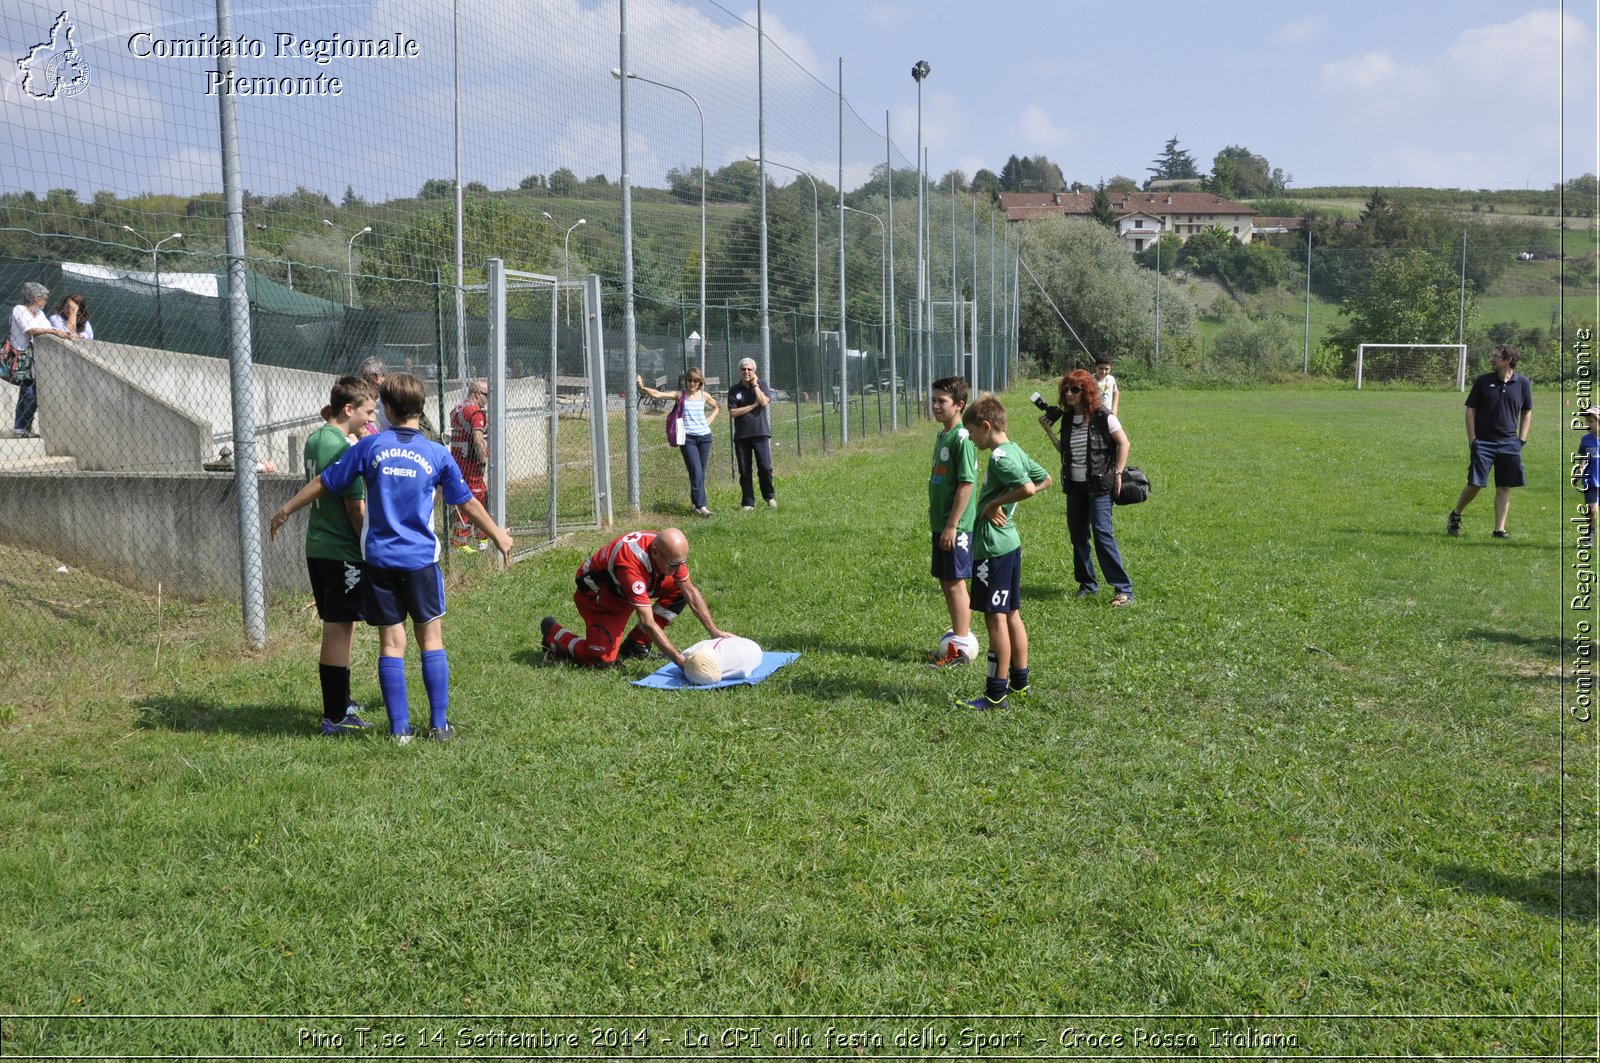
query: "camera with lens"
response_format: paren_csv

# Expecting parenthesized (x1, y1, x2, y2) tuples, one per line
(1029, 391, 1063, 427)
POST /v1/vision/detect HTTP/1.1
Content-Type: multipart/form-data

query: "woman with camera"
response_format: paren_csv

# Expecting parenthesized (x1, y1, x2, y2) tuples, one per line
(1037, 368, 1134, 606)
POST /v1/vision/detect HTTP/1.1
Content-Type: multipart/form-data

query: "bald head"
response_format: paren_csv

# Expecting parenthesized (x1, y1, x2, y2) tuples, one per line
(649, 527, 689, 575)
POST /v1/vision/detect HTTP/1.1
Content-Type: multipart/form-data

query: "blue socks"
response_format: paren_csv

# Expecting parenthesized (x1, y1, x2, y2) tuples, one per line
(378, 655, 409, 735)
(420, 649, 450, 731)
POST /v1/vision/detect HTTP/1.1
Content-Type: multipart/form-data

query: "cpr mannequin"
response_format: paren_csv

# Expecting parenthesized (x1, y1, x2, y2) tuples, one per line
(679, 635, 763, 685)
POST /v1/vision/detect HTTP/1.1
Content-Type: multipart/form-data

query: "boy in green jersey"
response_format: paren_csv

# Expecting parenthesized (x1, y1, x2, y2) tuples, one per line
(927, 376, 980, 666)
(302, 376, 378, 734)
(960, 395, 1051, 710)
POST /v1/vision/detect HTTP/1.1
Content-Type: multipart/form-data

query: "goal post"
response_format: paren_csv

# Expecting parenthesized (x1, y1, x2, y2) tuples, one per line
(1355, 343, 1468, 391)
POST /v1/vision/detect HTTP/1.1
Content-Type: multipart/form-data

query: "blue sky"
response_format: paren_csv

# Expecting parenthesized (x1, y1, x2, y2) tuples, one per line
(3, 0, 1595, 200)
(811, 0, 1599, 190)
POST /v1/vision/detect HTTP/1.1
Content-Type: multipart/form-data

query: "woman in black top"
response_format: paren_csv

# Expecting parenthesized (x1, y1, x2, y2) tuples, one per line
(1038, 368, 1135, 606)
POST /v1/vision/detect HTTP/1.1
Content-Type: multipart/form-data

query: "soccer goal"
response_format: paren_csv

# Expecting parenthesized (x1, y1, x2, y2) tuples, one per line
(1355, 343, 1468, 391)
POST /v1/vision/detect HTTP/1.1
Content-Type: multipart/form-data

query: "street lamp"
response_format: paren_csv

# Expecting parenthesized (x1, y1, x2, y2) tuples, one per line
(614, 67, 706, 369)
(752, 154, 820, 350)
(911, 59, 930, 415)
(323, 219, 372, 307)
(123, 225, 182, 348)
(563, 218, 586, 325)
(841, 205, 887, 382)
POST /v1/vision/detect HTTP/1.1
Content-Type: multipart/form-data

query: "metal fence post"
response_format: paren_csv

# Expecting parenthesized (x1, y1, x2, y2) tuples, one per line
(486, 258, 507, 532)
(584, 273, 613, 527)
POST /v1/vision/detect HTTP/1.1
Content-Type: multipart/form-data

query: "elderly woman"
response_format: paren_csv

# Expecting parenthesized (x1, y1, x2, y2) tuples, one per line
(1039, 368, 1135, 606)
(8, 281, 72, 438)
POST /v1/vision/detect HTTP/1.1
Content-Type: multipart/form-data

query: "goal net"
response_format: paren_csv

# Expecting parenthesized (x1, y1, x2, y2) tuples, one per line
(1355, 344, 1468, 390)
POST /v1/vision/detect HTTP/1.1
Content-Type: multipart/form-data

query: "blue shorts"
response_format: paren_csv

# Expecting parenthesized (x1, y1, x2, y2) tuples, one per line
(972, 548, 1022, 615)
(307, 557, 365, 623)
(1468, 437, 1525, 489)
(931, 531, 974, 581)
(363, 563, 446, 627)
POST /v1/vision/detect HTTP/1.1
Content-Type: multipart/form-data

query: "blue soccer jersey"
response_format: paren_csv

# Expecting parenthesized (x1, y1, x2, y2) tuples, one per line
(320, 427, 471, 570)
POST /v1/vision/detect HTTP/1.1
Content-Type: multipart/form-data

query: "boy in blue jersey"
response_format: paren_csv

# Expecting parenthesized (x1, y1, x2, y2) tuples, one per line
(272, 373, 513, 742)
(1576, 405, 1600, 548)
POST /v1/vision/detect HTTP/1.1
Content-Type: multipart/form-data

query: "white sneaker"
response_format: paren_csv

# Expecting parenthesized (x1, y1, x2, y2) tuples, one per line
(767, 498, 778, 509)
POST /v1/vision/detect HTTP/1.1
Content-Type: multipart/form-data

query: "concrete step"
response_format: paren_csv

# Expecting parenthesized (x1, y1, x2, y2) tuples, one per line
(0, 433, 79, 472)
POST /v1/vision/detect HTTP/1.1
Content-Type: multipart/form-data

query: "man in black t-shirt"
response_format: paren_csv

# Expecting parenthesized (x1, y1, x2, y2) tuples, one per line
(728, 357, 777, 510)
(1448, 344, 1533, 539)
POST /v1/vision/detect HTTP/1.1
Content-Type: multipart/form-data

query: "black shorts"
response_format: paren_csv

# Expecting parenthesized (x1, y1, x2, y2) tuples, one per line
(363, 563, 446, 627)
(307, 557, 365, 623)
(972, 548, 1022, 615)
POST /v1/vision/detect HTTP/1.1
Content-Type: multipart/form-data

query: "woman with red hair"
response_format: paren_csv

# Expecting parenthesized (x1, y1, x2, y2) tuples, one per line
(1038, 368, 1135, 606)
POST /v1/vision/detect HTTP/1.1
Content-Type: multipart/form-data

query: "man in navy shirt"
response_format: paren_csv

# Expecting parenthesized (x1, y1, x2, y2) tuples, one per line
(1448, 344, 1533, 539)
(727, 357, 777, 510)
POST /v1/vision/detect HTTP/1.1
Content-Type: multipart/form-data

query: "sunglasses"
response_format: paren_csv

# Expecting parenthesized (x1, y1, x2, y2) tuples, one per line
(1066, 386, 1083, 395)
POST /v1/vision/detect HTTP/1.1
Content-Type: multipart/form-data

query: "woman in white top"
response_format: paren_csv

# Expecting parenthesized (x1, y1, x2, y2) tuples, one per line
(9, 281, 72, 438)
(1038, 367, 1135, 606)
(638, 367, 720, 517)
(49, 293, 93, 340)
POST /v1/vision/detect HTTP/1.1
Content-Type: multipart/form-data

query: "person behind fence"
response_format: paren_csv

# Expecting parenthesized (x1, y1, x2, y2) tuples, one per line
(727, 357, 777, 510)
(1039, 368, 1135, 607)
(301, 375, 378, 735)
(8, 281, 73, 439)
(638, 368, 719, 517)
(450, 378, 490, 552)
(270, 372, 513, 743)
(48, 293, 93, 340)
(1447, 343, 1533, 540)
(540, 528, 728, 670)
(358, 355, 441, 441)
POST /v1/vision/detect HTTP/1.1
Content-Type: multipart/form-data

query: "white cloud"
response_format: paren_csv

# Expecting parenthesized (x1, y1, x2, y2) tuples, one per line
(1274, 15, 1324, 44)
(153, 146, 222, 196)
(1015, 104, 1071, 152)
(1316, 7, 1593, 187)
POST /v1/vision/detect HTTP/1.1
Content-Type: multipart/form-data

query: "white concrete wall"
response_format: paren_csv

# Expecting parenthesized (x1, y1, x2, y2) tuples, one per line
(32, 336, 548, 479)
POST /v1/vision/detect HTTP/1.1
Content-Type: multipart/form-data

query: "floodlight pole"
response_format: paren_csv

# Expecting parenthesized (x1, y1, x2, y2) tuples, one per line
(837, 57, 848, 444)
(618, 0, 640, 512)
(756, 0, 771, 381)
(885, 110, 899, 430)
(912, 59, 930, 415)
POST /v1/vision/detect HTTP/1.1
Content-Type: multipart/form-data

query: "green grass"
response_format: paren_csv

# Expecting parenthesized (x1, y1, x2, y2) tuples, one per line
(0, 385, 1590, 1056)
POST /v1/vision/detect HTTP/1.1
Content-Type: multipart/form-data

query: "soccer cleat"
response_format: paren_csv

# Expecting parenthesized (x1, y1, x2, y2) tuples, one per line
(1447, 511, 1462, 537)
(1006, 683, 1031, 704)
(427, 724, 456, 743)
(456, 543, 478, 555)
(925, 643, 969, 668)
(1492, 529, 1510, 539)
(320, 713, 374, 736)
(959, 692, 1006, 711)
(391, 727, 415, 746)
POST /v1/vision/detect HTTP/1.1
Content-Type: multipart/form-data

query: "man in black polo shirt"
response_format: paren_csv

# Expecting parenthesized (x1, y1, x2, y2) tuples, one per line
(728, 357, 777, 510)
(1448, 344, 1533, 539)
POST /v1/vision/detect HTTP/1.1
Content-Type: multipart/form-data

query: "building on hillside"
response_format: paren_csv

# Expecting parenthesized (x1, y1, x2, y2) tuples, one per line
(1000, 190, 1258, 253)
(1251, 215, 1307, 238)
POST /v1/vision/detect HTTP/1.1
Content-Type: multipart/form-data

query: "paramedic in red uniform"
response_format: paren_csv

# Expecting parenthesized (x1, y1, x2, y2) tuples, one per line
(540, 528, 727, 668)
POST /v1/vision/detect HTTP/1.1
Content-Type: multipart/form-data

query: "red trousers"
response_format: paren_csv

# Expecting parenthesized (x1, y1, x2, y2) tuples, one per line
(567, 585, 685, 666)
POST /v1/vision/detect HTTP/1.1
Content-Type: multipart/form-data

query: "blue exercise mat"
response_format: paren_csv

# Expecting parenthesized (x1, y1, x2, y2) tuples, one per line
(632, 651, 800, 689)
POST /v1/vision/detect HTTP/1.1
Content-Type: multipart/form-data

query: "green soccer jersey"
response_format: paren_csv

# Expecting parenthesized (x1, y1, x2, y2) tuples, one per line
(303, 423, 366, 562)
(929, 423, 978, 536)
(972, 439, 1049, 560)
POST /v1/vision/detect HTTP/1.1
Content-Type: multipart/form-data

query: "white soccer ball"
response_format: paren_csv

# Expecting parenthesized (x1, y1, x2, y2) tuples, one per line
(939, 630, 980, 661)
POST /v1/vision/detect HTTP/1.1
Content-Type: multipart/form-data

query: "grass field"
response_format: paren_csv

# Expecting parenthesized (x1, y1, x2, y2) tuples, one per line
(0, 384, 1593, 1057)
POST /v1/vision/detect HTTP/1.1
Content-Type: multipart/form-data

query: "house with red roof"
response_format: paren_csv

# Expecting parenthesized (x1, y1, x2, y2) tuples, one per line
(1000, 190, 1259, 253)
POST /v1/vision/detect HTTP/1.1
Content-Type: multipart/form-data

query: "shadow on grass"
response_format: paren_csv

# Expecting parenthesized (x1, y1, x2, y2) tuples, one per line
(1463, 627, 1566, 664)
(1434, 863, 1599, 923)
(135, 695, 310, 738)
